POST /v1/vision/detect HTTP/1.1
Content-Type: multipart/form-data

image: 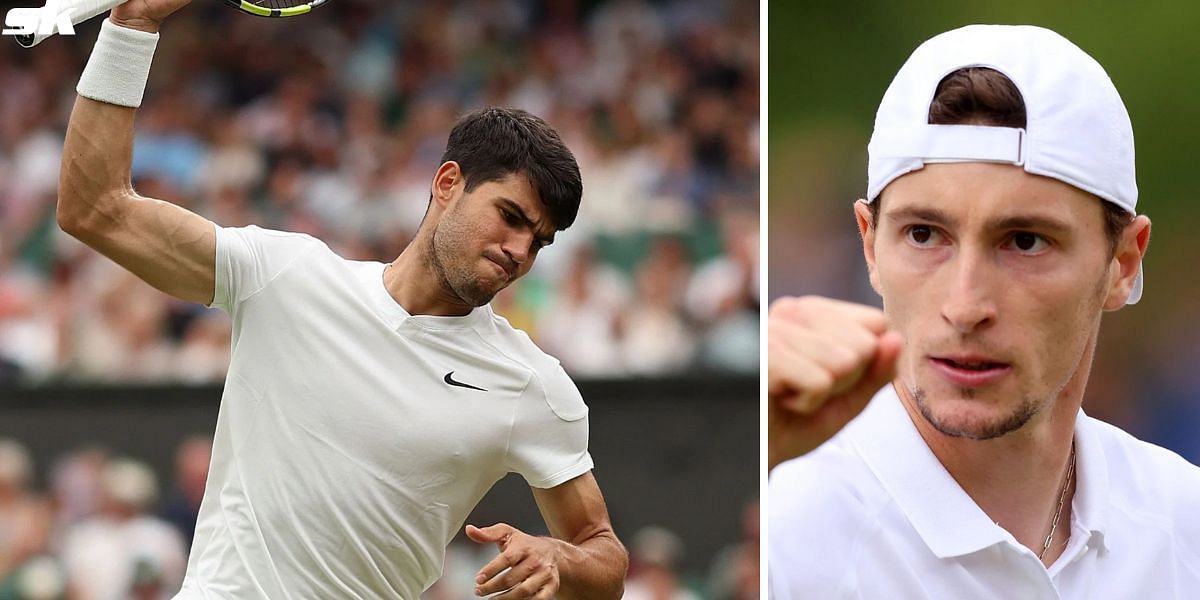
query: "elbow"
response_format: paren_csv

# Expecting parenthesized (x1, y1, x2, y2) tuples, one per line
(56, 185, 125, 240)
(56, 178, 84, 237)
(56, 203, 82, 237)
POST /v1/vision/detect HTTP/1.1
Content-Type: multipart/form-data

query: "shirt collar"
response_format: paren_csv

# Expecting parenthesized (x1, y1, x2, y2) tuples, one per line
(366, 262, 489, 331)
(1070, 407, 1111, 553)
(849, 385, 1111, 558)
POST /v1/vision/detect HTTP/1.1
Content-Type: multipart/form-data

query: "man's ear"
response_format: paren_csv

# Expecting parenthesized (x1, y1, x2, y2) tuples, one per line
(854, 200, 882, 296)
(1103, 214, 1151, 310)
(430, 161, 464, 209)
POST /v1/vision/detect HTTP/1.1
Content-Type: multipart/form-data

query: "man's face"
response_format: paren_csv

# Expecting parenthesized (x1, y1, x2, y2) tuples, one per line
(429, 172, 555, 307)
(858, 163, 1117, 440)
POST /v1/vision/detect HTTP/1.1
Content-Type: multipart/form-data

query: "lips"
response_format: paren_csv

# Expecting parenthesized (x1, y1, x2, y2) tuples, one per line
(485, 255, 515, 279)
(928, 354, 1011, 387)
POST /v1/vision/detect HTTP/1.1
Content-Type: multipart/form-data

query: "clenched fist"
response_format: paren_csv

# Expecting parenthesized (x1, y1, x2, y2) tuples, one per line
(768, 296, 902, 470)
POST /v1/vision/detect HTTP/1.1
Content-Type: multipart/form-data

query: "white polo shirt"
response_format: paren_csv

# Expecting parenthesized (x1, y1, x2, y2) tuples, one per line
(177, 225, 594, 599)
(768, 385, 1200, 600)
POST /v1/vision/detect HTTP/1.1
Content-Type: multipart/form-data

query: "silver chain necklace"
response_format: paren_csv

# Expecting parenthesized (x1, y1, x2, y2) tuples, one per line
(1039, 442, 1076, 561)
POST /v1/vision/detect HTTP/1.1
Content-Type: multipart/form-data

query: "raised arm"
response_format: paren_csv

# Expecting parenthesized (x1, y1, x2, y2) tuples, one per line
(466, 472, 628, 599)
(57, 0, 216, 305)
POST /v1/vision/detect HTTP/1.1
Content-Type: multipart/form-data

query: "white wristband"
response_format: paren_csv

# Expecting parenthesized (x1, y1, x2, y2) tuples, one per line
(76, 19, 159, 108)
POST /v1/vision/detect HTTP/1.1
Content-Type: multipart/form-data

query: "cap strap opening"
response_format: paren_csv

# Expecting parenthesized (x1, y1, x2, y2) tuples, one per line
(870, 124, 1025, 165)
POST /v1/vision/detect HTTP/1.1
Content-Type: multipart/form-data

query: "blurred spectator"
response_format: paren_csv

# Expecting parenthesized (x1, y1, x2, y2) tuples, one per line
(59, 459, 186, 600)
(622, 526, 701, 600)
(171, 314, 231, 384)
(707, 499, 759, 600)
(687, 210, 759, 373)
(537, 243, 630, 377)
(0, 0, 759, 383)
(161, 437, 212, 550)
(47, 448, 107, 533)
(0, 556, 69, 600)
(0, 440, 52, 582)
(618, 238, 696, 375)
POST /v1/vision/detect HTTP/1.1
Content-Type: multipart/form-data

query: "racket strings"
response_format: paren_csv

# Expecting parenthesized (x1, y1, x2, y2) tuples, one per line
(249, 0, 314, 7)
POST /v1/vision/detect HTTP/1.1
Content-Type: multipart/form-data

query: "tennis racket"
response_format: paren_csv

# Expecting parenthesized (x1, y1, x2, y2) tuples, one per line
(15, 0, 329, 48)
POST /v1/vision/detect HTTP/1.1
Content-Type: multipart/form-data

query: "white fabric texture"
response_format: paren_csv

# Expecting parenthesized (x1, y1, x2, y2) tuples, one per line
(76, 19, 158, 108)
(768, 385, 1200, 600)
(177, 225, 593, 599)
(865, 24, 1143, 304)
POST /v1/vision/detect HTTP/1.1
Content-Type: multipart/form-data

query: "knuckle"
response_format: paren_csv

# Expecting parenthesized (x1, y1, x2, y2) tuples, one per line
(827, 345, 863, 379)
(769, 295, 820, 322)
(849, 326, 882, 355)
(805, 370, 834, 400)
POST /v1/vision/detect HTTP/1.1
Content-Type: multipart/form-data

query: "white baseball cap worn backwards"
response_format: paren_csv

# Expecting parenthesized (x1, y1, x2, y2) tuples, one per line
(866, 24, 1143, 304)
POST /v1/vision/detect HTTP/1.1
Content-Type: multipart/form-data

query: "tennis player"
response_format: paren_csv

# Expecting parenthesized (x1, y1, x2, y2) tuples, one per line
(768, 25, 1200, 598)
(56, 1, 628, 598)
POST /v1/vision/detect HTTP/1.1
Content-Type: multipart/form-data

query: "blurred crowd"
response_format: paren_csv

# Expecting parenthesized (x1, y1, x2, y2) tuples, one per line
(0, 435, 757, 599)
(0, 0, 760, 384)
(0, 437, 204, 599)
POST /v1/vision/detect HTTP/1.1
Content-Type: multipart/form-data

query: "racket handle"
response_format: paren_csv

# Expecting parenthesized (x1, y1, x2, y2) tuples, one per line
(15, 0, 127, 48)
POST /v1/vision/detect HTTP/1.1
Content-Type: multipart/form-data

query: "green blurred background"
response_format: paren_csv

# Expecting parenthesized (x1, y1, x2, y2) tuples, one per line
(768, 1, 1200, 462)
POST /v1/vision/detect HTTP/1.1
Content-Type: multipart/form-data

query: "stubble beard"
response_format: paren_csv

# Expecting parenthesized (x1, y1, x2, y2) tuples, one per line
(899, 259, 1109, 442)
(909, 383, 1042, 440)
(426, 214, 500, 308)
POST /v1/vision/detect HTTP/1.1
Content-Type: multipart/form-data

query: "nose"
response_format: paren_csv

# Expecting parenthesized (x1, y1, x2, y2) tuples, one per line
(502, 230, 534, 266)
(940, 247, 997, 334)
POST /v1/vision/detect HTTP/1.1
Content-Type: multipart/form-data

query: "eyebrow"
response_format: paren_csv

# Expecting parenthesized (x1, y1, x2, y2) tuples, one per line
(499, 198, 555, 245)
(883, 206, 1075, 236)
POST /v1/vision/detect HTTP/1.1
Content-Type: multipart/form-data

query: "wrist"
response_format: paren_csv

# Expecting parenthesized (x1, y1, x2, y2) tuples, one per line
(77, 19, 160, 108)
(107, 15, 160, 34)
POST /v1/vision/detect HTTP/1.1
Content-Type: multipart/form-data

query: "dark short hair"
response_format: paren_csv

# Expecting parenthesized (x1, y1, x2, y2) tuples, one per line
(869, 67, 1132, 257)
(440, 107, 582, 230)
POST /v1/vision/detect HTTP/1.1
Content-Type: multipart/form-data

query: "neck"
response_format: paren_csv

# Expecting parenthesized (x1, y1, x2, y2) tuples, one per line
(897, 335, 1096, 566)
(384, 231, 474, 317)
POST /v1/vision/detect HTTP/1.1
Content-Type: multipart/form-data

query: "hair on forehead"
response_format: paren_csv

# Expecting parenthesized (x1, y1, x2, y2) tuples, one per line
(441, 107, 583, 230)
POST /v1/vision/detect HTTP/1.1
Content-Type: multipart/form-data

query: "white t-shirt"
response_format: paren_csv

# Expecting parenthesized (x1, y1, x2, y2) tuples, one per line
(177, 225, 594, 599)
(768, 385, 1200, 600)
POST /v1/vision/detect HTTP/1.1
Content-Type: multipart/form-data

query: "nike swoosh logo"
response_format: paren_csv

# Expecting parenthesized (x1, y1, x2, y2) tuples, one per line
(444, 371, 487, 392)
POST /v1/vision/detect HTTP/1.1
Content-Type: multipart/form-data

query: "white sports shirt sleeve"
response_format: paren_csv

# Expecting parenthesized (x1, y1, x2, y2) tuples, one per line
(210, 224, 321, 314)
(505, 358, 592, 488)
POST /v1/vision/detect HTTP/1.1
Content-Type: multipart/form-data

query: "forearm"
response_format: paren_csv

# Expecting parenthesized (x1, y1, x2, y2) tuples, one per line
(59, 16, 161, 235)
(58, 95, 137, 234)
(553, 529, 628, 600)
(56, 15, 217, 304)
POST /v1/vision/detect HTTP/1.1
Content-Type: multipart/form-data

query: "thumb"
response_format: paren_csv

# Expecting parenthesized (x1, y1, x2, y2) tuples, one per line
(846, 330, 901, 408)
(863, 330, 902, 387)
(465, 523, 513, 545)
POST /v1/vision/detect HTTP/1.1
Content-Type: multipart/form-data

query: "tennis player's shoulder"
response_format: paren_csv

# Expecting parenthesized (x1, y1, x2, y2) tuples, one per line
(1085, 416, 1200, 533)
(769, 436, 887, 524)
(768, 437, 885, 595)
(226, 224, 333, 257)
(484, 309, 588, 422)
